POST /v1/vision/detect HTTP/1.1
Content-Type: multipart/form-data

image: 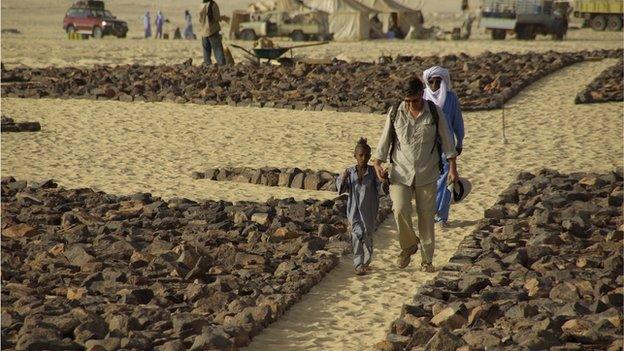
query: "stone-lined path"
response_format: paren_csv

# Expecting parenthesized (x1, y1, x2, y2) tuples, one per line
(244, 58, 622, 350)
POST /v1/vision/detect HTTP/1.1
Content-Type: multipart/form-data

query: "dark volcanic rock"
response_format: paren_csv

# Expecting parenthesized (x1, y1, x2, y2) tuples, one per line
(575, 58, 624, 104)
(2, 50, 621, 112)
(1, 116, 41, 132)
(376, 169, 623, 351)
(1, 177, 392, 350)
(194, 166, 338, 192)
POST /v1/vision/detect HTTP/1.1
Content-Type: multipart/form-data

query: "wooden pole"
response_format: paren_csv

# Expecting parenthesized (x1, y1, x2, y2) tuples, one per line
(502, 105, 508, 144)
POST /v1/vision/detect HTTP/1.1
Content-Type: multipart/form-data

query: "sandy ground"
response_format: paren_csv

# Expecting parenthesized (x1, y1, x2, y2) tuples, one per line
(2, 58, 622, 349)
(1, 0, 622, 67)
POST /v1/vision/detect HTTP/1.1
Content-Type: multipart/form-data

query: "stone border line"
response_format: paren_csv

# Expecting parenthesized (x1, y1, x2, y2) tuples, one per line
(374, 168, 623, 351)
(1, 116, 41, 132)
(1, 176, 392, 351)
(1, 50, 620, 113)
(193, 167, 339, 192)
(575, 58, 623, 104)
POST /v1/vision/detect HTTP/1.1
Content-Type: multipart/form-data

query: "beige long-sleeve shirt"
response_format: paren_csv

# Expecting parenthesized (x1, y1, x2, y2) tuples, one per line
(199, 1, 221, 37)
(374, 101, 457, 187)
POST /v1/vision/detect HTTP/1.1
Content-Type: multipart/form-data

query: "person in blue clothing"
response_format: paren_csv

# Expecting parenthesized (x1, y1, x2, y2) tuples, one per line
(337, 138, 381, 276)
(155, 11, 165, 39)
(423, 66, 465, 228)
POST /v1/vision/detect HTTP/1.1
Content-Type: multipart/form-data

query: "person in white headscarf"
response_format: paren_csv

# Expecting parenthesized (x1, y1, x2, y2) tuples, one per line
(142, 11, 152, 38)
(423, 66, 465, 228)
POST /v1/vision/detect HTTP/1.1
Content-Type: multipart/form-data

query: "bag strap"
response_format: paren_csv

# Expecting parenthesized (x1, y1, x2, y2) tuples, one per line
(388, 102, 400, 164)
(427, 100, 445, 174)
(427, 100, 440, 154)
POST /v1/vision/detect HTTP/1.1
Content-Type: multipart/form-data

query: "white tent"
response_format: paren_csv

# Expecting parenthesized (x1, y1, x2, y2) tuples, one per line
(247, 0, 303, 13)
(358, 0, 423, 35)
(304, 0, 376, 40)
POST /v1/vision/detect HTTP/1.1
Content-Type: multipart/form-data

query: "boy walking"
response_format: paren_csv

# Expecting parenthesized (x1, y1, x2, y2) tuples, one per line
(338, 138, 380, 275)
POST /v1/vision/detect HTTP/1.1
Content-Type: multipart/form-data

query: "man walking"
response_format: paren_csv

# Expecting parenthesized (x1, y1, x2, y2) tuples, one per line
(423, 66, 465, 228)
(199, 0, 226, 65)
(374, 77, 459, 272)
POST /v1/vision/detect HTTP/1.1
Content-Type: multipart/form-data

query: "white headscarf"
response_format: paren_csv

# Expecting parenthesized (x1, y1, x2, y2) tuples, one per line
(423, 66, 452, 107)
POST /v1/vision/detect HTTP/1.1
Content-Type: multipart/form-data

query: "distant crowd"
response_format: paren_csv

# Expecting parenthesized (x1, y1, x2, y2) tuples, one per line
(142, 0, 226, 65)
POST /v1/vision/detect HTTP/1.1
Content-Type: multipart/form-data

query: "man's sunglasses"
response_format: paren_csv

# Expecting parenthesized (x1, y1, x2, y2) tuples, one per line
(428, 78, 442, 85)
(404, 97, 422, 103)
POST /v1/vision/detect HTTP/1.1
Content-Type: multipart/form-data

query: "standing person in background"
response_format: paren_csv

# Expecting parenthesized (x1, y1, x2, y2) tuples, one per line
(183, 10, 195, 39)
(142, 11, 151, 38)
(155, 11, 165, 39)
(199, 0, 226, 65)
(423, 66, 465, 229)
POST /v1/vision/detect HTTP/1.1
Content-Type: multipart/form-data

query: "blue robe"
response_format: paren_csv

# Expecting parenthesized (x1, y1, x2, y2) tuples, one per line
(337, 165, 380, 268)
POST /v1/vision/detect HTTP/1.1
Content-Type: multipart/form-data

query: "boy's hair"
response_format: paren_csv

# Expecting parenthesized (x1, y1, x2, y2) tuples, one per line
(354, 137, 371, 154)
(403, 76, 424, 96)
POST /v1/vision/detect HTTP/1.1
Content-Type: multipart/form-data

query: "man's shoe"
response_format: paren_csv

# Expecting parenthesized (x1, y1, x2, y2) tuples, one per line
(397, 245, 418, 269)
(355, 266, 366, 276)
(397, 255, 411, 269)
(421, 262, 435, 273)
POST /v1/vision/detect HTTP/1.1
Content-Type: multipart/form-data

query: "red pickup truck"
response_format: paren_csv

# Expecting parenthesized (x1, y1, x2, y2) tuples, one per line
(62, 0, 128, 38)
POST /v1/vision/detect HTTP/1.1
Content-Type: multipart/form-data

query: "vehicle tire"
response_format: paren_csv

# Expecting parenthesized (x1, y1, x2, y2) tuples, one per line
(607, 15, 622, 31)
(240, 29, 257, 41)
(66, 25, 76, 35)
(290, 30, 306, 41)
(590, 15, 607, 31)
(516, 25, 535, 40)
(92, 26, 103, 39)
(491, 29, 506, 40)
(277, 57, 295, 67)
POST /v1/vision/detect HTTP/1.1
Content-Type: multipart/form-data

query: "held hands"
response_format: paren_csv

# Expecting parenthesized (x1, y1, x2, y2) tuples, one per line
(373, 163, 388, 182)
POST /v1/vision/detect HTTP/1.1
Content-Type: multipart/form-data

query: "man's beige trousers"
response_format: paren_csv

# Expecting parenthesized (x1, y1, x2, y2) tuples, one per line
(390, 180, 437, 264)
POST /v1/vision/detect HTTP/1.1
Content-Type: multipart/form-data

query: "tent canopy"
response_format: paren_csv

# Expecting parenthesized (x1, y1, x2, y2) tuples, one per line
(359, 0, 422, 35)
(358, 0, 418, 13)
(304, 0, 376, 40)
(248, 0, 303, 13)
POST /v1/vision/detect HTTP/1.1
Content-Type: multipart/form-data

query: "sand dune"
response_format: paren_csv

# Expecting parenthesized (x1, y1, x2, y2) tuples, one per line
(2, 58, 622, 349)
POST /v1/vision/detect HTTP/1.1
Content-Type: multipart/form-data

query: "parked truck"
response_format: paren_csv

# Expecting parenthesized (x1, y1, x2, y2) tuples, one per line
(573, 0, 623, 30)
(480, 0, 570, 40)
(232, 11, 330, 41)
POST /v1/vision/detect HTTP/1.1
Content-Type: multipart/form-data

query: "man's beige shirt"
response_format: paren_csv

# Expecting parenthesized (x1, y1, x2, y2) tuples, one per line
(374, 101, 457, 187)
(199, 2, 221, 37)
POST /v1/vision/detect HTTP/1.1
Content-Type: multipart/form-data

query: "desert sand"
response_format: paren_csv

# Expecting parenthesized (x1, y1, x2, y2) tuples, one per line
(2, 0, 624, 349)
(2, 0, 623, 68)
